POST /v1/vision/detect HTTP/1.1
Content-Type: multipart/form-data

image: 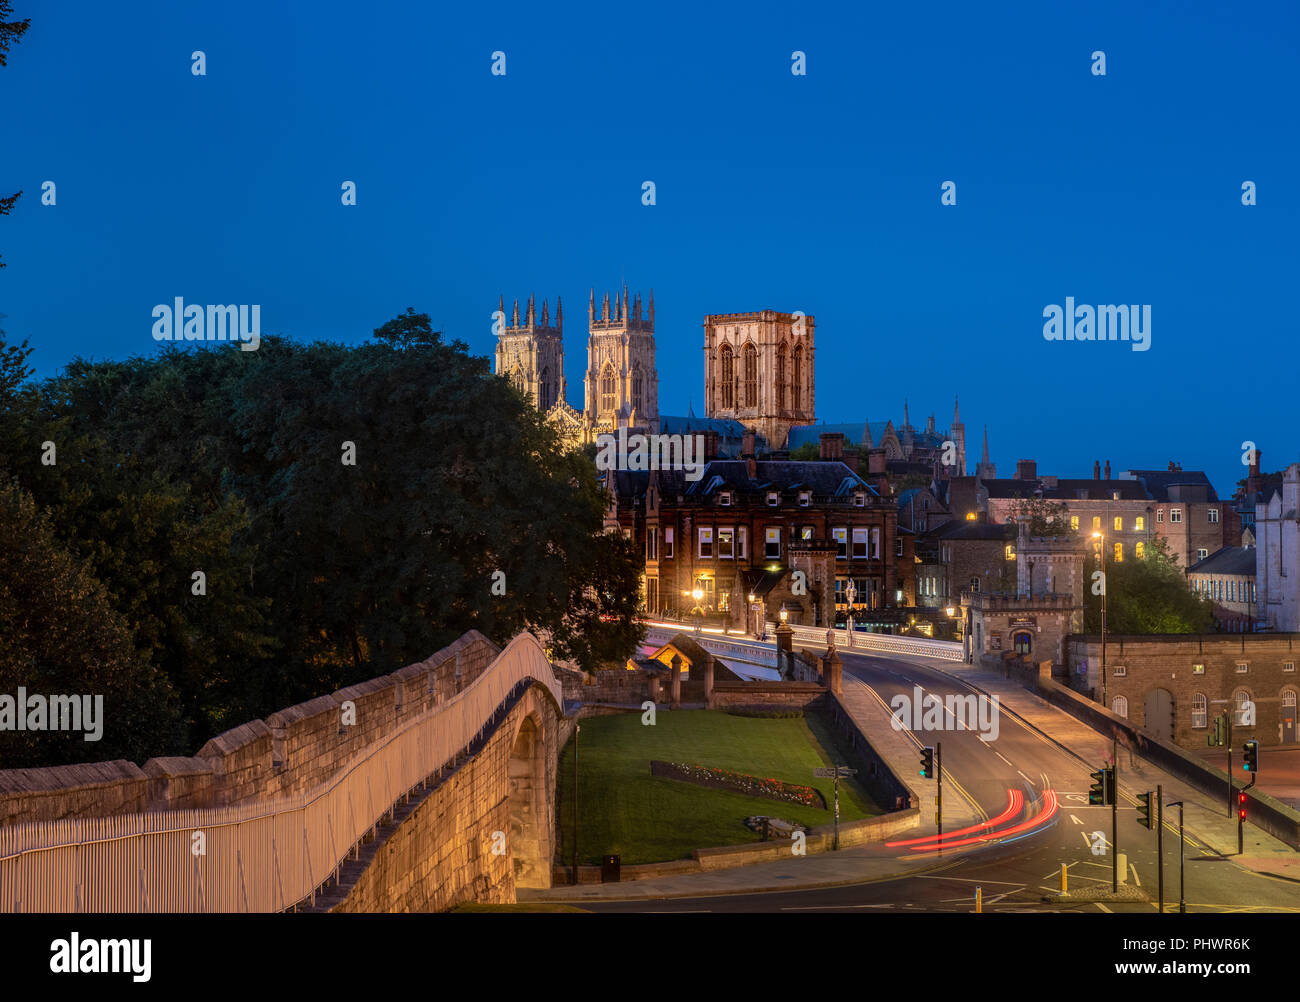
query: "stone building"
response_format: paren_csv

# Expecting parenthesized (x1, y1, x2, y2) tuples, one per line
(1119, 465, 1238, 568)
(584, 285, 659, 436)
(960, 523, 1085, 670)
(787, 398, 970, 481)
(495, 293, 565, 411)
(1187, 546, 1258, 632)
(1066, 634, 1300, 747)
(1256, 463, 1300, 634)
(703, 310, 815, 448)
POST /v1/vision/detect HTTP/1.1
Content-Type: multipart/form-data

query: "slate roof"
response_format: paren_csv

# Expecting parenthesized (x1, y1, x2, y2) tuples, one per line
(611, 459, 877, 499)
(1187, 546, 1256, 577)
(929, 520, 1014, 542)
(1123, 469, 1220, 502)
(982, 478, 1150, 501)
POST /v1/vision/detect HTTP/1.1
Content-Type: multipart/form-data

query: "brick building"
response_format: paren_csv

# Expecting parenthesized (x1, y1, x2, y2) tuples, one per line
(1119, 466, 1238, 568)
(603, 432, 897, 631)
(1066, 634, 1300, 747)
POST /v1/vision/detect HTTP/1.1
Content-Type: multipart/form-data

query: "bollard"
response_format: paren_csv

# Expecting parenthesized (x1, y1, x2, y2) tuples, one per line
(1117, 852, 1128, 885)
(975, 886, 982, 913)
(1060, 863, 1068, 895)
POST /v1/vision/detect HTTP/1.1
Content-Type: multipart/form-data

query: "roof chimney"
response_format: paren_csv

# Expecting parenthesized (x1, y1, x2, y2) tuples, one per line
(1093, 460, 1100, 480)
(702, 430, 720, 461)
(819, 432, 844, 461)
(842, 447, 860, 475)
(1014, 459, 1037, 481)
(1248, 448, 1262, 496)
(742, 428, 756, 480)
(1104, 460, 1111, 480)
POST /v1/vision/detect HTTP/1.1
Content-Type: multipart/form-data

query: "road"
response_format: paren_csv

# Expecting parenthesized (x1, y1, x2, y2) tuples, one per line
(582, 650, 1300, 913)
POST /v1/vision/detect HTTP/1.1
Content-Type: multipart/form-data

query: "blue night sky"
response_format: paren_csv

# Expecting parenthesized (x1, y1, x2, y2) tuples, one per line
(3, 1, 1297, 496)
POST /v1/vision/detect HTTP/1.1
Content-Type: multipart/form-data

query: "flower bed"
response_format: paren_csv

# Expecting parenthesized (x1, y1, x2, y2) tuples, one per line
(650, 760, 827, 810)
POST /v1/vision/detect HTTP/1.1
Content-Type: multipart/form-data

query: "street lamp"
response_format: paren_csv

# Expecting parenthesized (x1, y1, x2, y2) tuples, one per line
(748, 592, 756, 637)
(692, 587, 704, 637)
(845, 579, 857, 637)
(1092, 531, 1108, 709)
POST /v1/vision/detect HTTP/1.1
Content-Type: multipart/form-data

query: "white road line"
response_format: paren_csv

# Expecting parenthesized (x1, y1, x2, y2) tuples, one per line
(1069, 814, 1084, 825)
(916, 876, 1024, 886)
(995, 751, 1015, 767)
(1018, 770, 1034, 786)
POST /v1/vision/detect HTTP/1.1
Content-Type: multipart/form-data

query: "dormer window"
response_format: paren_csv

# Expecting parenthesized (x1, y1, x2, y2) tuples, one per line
(767, 492, 780, 507)
(718, 491, 731, 506)
(853, 494, 866, 507)
(798, 491, 812, 507)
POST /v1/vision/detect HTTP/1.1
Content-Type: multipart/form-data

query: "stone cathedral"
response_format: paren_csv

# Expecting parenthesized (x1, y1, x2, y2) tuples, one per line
(494, 284, 659, 447)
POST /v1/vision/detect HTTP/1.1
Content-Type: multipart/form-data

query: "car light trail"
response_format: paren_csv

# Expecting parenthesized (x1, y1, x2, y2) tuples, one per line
(885, 789, 1023, 848)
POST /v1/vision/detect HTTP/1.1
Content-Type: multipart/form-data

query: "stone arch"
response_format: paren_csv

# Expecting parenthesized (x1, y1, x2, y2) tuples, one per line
(507, 713, 547, 888)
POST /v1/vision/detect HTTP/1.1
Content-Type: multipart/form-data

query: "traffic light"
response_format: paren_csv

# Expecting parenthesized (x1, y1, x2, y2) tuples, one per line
(1089, 767, 1107, 805)
(1136, 790, 1154, 830)
(1242, 740, 1258, 773)
(1207, 713, 1224, 747)
(920, 746, 935, 780)
(1237, 790, 1247, 821)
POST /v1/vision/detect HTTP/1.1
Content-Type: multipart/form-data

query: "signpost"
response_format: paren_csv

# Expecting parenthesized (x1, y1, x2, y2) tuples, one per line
(814, 765, 857, 850)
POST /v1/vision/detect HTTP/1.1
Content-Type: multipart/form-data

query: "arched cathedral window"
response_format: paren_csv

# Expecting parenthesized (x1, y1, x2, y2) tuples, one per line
(776, 342, 787, 411)
(632, 366, 643, 413)
(743, 342, 758, 409)
(719, 343, 735, 409)
(539, 366, 551, 408)
(793, 344, 804, 411)
(600, 363, 616, 414)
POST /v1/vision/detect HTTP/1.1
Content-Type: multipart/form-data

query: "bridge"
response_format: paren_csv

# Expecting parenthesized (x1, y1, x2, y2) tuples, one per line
(0, 631, 569, 913)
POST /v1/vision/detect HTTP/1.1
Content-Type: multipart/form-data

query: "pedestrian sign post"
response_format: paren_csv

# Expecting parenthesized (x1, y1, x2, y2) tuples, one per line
(814, 766, 857, 850)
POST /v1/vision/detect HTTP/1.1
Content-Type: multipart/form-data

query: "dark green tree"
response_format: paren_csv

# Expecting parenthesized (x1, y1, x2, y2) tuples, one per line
(1084, 534, 1215, 634)
(0, 2, 30, 269)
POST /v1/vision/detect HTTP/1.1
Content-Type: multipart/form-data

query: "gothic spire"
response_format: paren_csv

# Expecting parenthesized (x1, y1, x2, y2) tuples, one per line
(953, 395, 961, 425)
(982, 425, 990, 464)
(526, 293, 535, 326)
(512, 298, 520, 326)
(589, 288, 595, 324)
(540, 298, 549, 326)
(556, 296, 563, 332)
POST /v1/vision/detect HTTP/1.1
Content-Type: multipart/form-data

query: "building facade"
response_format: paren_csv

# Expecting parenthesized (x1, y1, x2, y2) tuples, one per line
(1256, 463, 1300, 633)
(584, 286, 659, 435)
(495, 294, 565, 410)
(703, 311, 815, 448)
(1187, 546, 1258, 632)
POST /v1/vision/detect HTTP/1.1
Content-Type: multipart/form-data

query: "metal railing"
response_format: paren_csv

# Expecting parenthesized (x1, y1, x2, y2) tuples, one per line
(0, 633, 561, 913)
(769, 622, 964, 662)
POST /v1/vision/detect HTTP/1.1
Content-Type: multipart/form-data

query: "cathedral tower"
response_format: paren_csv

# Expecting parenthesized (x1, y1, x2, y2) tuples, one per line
(583, 285, 659, 433)
(703, 310, 815, 448)
(494, 293, 565, 411)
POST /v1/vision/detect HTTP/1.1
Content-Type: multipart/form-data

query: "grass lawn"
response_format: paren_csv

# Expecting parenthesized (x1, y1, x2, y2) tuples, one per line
(555, 709, 881, 865)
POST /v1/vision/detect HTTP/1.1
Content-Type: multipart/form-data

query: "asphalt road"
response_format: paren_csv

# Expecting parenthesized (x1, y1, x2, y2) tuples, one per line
(582, 651, 1300, 913)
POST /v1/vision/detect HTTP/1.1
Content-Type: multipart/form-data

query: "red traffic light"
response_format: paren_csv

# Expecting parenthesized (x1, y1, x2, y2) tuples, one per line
(1237, 791, 1247, 820)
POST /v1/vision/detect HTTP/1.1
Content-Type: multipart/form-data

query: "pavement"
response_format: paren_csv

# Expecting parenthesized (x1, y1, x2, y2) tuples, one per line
(521, 648, 1300, 904)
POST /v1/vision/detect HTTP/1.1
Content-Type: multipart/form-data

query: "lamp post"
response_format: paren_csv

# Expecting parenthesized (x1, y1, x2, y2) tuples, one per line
(748, 592, 757, 638)
(845, 579, 857, 639)
(692, 587, 704, 638)
(945, 605, 956, 642)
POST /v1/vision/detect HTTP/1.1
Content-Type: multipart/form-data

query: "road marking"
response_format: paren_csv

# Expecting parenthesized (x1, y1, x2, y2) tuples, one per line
(1018, 770, 1034, 786)
(1069, 814, 1084, 825)
(1095, 903, 1112, 913)
(916, 876, 1024, 886)
(780, 903, 894, 911)
(1130, 863, 1141, 886)
(995, 750, 1015, 767)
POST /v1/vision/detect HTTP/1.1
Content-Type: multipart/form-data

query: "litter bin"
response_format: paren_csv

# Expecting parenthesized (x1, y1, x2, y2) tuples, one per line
(601, 854, 621, 883)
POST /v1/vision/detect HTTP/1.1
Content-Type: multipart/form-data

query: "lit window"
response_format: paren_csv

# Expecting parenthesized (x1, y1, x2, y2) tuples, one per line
(1114, 516, 1123, 532)
(765, 527, 781, 559)
(1070, 515, 1079, 531)
(1092, 516, 1102, 530)
(833, 527, 848, 559)
(965, 511, 977, 521)
(969, 576, 981, 593)
(800, 525, 814, 541)
(1135, 541, 1145, 559)
(1113, 542, 1123, 562)
(1005, 545, 1015, 560)
(718, 528, 734, 559)
(1192, 663, 1204, 674)
(1135, 516, 1144, 530)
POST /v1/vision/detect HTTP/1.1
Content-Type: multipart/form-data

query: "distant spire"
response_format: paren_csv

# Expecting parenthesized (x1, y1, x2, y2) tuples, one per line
(498, 295, 504, 325)
(904, 399, 910, 427)
(540, 298, 549, 326)
(589, 288, 595, 324)
(602, 291, 610, 322)
(649, 289, 655, 327)
(512, 298, 520, 326)
(982, 425, 990, 464)
(556, 296, 563, 331)
(953, 395, 961, 425)
(526, 293, 535, 326)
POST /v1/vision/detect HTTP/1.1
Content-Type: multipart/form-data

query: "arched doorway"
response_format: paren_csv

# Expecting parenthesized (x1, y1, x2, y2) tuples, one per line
(1143, 688, 1175, 741)
(508, 716, 547, 888)
(1012, 631, 1032, 656)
